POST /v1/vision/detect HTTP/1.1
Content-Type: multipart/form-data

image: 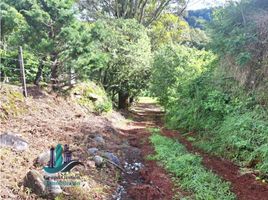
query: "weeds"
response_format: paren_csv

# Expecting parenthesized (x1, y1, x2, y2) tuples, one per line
(149, 130, 236, 200)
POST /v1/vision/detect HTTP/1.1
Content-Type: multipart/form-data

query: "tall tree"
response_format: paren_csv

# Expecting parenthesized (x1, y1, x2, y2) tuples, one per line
(87, 19, 152, 109)
(78, 0, 189, 26)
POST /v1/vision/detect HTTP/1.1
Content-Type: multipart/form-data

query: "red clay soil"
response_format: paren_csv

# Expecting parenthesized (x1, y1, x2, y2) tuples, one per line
(122, 122, 176, 200)
(162, 129, 268, 200)
(125, 102, 268, 200)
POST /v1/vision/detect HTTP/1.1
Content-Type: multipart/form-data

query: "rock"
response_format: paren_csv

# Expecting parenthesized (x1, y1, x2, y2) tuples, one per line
(36, 151, 50, 166)
(24, 170, 46, 195)
(87, 147, 98, 155)
(46, 179, 62, 196)
(103, 152, 120, 165)
(88, 93, 98, 101)
(80, 181, 90, 189)
(86, 160, 96, 168)
(0, 133, 28, 151)
(94, 135, 105, 144)
(104, 126, 118, 135)
(94, 155, 103, 167)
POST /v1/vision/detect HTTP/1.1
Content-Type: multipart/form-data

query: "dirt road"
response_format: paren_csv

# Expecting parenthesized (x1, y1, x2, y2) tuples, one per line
(120, 101, 268, 200)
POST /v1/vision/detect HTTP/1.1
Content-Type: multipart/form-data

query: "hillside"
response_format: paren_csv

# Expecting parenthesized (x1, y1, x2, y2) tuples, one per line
(0, 84, 124, 199)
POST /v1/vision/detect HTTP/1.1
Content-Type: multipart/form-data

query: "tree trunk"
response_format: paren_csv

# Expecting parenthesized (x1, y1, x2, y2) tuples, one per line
(68, 67, 75, 86)
(51, 59, 59, 90)
(34, 60, 44, 86)
(118, 91, 129, 110)
(129, 96, 134, 104)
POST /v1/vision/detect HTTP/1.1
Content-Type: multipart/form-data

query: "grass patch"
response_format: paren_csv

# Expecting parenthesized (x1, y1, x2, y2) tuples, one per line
(0, 84, 28, 120)
(138, 96, 158, 104)
(149, 129, 236, 200)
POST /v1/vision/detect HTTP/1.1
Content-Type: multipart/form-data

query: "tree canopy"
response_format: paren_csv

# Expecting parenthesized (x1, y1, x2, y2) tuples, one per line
(78, 0, 189, 26)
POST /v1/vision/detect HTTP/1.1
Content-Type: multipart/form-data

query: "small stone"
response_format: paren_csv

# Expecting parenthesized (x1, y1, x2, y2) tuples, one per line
(36, 151, 50, 166)
(24, 170, 46, 195)
(46, 179, 62, 196)
(0, 133, 28, 151)
(87, 147, 98, 155)
(103, 152, 120, 165)
(88, 93, 98, 101)
(94, 155, 103, 167)
(94, 136, 105, 144)
(87, 160, 96, 168)
(80, 181, 90, 189)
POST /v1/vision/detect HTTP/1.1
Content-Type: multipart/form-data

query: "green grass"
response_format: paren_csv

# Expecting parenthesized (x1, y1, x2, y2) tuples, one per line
(149, 129, 236, 200)
(138, 96, 158, 104)
(195, 109, 268, 174)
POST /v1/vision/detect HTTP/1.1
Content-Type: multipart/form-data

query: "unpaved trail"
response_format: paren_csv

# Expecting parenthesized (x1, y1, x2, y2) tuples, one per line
(121, 101, 268, 200)
(116, 103, 181, 200)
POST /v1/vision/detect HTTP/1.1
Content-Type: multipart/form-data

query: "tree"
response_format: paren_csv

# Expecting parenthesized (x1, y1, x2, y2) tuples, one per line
(78, 0, 189, 26)
(149, 13, 188, 49)
(150, 44, 214, 104)
(2, 0, 87, 88)
(87, 19, 152, 109)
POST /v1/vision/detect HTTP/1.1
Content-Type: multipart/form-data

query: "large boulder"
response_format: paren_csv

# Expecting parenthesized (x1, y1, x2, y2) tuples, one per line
(0, 133, 28, 151)
(24, 170, 63, 197)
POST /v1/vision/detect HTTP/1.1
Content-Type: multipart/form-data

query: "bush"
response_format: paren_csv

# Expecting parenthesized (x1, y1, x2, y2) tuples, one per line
(150, 44, 216, 106)
(196, 107, 268, 174)
(150, 43, 268, 174)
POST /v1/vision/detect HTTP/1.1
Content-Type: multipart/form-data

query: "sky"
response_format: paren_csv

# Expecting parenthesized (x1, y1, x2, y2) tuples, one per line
(187, 0, 228, 10)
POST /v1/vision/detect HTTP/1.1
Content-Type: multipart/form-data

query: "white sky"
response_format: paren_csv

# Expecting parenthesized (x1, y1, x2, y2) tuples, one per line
(187, 0, 227, 10)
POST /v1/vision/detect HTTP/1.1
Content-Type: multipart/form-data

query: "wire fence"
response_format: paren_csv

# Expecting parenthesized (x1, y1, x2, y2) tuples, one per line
(0, 47, 28, 97)
(1, 46, 77, 94)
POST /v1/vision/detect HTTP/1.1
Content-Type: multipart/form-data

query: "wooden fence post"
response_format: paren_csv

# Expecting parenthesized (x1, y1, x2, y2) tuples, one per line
(18, 46, 27, 97)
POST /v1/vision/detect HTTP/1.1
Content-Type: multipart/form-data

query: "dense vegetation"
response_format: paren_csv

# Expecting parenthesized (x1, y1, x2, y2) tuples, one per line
(1, 0, 188, 108)
(185, 8, 212, 28)
(150, 0, 268, 175)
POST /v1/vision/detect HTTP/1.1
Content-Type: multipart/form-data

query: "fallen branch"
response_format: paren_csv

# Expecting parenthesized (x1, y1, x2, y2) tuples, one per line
(103, 157, 126, 173)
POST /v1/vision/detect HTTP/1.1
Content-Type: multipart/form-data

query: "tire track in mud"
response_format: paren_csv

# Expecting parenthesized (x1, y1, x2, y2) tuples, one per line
(115, 102, 181, 200)
(162, 129, 268, 200)
(119, 102, 268, 200)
